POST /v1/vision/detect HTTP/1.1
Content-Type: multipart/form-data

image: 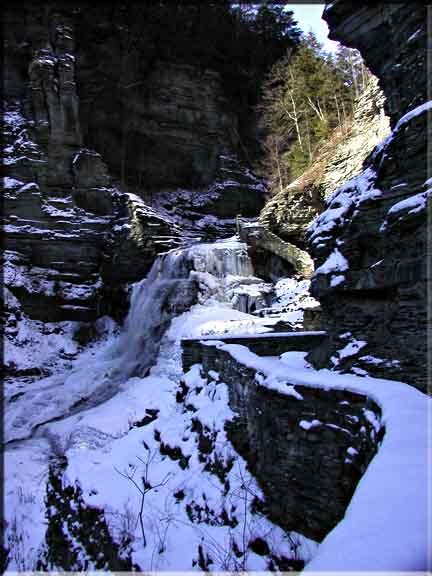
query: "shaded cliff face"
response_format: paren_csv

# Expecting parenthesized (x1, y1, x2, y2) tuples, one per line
(3, 3, 265, 325)
(259, 74, 390, 248)
(2, 103, 182, 324)
(79, 58, 238, 189)
(306, 2, 428, 392)
(4, 3, 239, 189)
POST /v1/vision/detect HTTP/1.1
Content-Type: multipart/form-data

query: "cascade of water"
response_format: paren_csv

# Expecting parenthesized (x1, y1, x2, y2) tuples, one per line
(189, 241, 254, 278)
(110, 238, 257, 378)
(5, 238, 263, 445)
(112, 249, 196, 378)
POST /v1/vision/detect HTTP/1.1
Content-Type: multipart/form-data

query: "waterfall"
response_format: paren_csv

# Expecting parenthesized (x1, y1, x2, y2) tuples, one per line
(5, 238, 268, 445)
(110, 238, 258, 378)
(112, 249, 196, 378)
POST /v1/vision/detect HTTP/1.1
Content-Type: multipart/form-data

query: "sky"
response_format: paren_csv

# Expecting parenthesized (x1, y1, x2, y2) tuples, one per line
(286, 3, 341, 54)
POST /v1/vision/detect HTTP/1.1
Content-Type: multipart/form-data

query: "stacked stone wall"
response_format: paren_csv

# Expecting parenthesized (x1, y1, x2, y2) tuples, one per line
(185, 341, 383, 541)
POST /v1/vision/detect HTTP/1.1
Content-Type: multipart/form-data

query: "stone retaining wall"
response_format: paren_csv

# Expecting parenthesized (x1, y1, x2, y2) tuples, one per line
(181, 331, 326, 373)
(194, 342, 384, 542)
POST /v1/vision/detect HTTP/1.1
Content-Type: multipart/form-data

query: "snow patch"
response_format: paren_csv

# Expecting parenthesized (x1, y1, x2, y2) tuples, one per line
(315, 248, 349, 276)
(299, 419, 321, 431)
(394, 100, 432, 133)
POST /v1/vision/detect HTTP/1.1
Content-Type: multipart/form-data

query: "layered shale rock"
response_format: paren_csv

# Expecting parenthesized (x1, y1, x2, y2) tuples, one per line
(4, 3, 239, 192)
(78, 58, 239, 189)
(306, 2, 428, 392)
(319, 76, 390, 199)
(324, 2, 427, 126)
(3, 3, 265, 323)
(2, 105, 180, 323)
(259, 74, 390, 249)
(2, 7, 181, 323)
(154, 153, 266, 239)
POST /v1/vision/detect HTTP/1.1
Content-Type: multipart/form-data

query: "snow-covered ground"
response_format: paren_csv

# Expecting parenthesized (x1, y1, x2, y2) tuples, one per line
(4, 238, 318, 571)
(4, 237, 430, 571)
(257, 277, 319, 327)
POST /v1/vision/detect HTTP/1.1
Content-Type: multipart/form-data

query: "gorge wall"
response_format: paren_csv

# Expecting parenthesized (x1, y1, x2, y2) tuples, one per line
(306, 1, 428, 392)
(258, 3, 428, 392)
(2, 3, 265, 326)
(259, 74, 390, 249)
(4, 2, 241, 189)
(324, 2, 427, 127)
(3, 7, 180, 324)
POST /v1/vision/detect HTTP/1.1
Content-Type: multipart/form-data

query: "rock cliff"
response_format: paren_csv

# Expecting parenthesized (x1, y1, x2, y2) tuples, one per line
(324, 2, 427, 127)
(259, 74, 390, 248)
(3, 3, 265, 324)
(306, 2, 428, 392)
(79, 58, 238, 189)
(4, 2, 243, 190)
(2, 102, 181, 324)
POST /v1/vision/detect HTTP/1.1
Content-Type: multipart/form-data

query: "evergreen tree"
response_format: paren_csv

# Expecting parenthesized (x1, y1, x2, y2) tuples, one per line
(258, 32, 357, 187)
(224, 3, 302, 102)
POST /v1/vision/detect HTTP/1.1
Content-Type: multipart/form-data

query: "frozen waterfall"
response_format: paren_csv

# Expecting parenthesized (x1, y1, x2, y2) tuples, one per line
(5, 238, 271, 444)
(112, 238, 261, 378)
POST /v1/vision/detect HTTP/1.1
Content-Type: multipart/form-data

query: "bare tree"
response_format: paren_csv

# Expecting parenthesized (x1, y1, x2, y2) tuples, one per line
(115, 445, 172, 548)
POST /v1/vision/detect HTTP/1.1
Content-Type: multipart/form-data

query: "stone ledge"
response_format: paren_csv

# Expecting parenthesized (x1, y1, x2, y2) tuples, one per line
(181, 331, 326, 373)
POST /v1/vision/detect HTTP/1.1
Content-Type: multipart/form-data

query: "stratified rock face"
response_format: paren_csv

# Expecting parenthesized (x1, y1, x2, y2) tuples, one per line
(3, 3, 264, 323)
(154, 153, 267, 239)
(79, 59, 238, 189)
(323, 2, 427, 127)
(2, 5, 182, 323)
(4, 3, 241, 190)
(320, 76, 390, 199)
(2, 105, 181, 323)
(259, 75, 390, 248)
(306, 3, 428, 392)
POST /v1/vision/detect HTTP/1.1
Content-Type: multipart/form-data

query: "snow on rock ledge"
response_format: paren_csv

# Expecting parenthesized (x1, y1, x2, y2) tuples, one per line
(310, 3, 428, 391)
(305, 98, 429, 391)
